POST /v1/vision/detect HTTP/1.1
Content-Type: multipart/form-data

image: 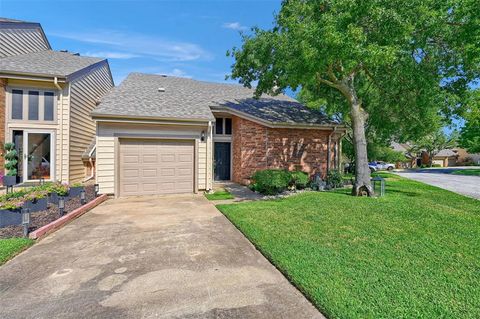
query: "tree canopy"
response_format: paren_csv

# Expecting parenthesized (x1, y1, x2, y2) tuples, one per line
(229, 0, 480, 195)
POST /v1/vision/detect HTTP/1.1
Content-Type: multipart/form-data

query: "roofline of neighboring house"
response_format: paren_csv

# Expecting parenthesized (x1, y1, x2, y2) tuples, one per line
(0, 20, 52, 50)
(91, 113, 213, 126)
(211, 107, 346, 131)
(0, 59, 110, 84)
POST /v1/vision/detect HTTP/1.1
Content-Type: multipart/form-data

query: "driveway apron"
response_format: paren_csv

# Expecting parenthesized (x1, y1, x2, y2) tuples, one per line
(0, 194, 323, 319)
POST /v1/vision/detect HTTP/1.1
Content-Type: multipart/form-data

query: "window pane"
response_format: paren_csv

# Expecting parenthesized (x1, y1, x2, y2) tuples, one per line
(44, 92, 54, 121)
(12, 89, 23, 119)
(215, 118, 223, 134)
(225, 118, 232, 135)
(28, 91, 39, 120)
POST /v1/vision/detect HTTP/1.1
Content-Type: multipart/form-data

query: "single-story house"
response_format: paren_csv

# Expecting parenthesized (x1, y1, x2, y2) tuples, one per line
(0, 18, 114, 184)
(92, 73, 345, 197)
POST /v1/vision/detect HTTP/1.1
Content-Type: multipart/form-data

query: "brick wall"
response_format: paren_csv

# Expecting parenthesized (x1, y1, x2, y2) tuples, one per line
(232, 116, 337, 184)
(0, 78, 6, 172)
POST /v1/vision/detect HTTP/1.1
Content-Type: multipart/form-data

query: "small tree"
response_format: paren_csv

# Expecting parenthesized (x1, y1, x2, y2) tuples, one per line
(413, 131, 457, 167)
(3, 142, 17, 176)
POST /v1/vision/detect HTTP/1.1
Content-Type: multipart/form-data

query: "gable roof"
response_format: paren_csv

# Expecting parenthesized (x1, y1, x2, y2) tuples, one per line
(0, 50, 106, 79)
(92, 72, 340, 127)
(0, 17, 51, 57)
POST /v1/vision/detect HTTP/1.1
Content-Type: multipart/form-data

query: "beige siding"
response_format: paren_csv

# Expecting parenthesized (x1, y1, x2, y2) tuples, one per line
(0, 27, 49, 57)
(96, 122, 212, 195)
(68, 63, 113, 183)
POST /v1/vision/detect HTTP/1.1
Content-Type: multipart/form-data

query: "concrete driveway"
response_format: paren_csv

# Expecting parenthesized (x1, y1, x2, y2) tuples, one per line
(0, 195, 323, 319)
(395, 167, 480, 199)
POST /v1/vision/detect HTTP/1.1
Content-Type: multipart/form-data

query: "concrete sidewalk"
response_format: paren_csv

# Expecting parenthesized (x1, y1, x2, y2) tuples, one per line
(0, 194, 323, 319)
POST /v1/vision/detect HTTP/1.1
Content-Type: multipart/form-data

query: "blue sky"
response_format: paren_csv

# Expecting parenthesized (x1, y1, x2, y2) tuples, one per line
(0, 0, 281, 85)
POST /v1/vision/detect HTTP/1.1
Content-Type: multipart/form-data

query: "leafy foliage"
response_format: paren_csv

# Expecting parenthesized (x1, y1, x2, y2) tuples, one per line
(290, 171, 309, 189)
(412, 130, 458, 166)
(3, 143, 17, 177)
(250, 169, 292, 195)
(325, 170, 343, 189)
(459, 101, 480, 153)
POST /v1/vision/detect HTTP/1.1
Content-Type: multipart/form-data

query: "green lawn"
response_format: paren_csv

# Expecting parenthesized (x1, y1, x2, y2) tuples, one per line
(205, 188, 234, 200)
(451, 169, 480, 176)
(0, 238, 34, 265)
(217, 174, 480, 319)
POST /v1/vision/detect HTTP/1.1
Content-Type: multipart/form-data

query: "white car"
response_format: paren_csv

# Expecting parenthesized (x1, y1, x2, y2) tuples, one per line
(369, 161, 395, 172)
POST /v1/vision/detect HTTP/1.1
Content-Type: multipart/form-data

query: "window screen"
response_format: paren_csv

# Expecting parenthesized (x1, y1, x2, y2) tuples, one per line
(225, 118, 232, 135)
(44, 92, 54, 121)
(215, 118, 223, 134)
(12, 89, 23, 120)
(28, 91, 39, 120)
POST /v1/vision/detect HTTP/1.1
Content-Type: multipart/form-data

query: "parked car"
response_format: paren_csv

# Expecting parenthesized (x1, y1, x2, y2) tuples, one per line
(369, 161, 395, 172)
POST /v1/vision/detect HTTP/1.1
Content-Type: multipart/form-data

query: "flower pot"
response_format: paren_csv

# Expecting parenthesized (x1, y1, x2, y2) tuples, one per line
(3, 175, 17, 187)
(49, 192, 60, 205)
(24, 197, 48, 212)
(68, 186, 84, 198)
(0, 209, 22, 227)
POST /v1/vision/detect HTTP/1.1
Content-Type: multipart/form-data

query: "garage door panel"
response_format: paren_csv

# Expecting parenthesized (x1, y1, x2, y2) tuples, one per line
(120, 139, 194, 196)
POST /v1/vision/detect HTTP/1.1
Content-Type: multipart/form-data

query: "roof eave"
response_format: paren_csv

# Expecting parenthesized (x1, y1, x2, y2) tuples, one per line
(91, 112, 214, 125)
(0, 71, 67, 82)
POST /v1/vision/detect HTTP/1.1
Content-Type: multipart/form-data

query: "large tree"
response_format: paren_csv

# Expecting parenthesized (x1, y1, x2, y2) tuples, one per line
(228, 0, 479, 196)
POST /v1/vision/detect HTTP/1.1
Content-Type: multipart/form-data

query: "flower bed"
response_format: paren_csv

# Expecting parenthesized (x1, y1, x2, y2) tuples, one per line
(0, 184, 96, 239)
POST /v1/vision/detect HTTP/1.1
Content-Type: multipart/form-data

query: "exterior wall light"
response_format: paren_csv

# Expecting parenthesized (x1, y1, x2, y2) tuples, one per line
(201, 131, 205, 142)
(58, 197, 65, 216)
(22, 208, 31, 238)
(80, 189, 86, 205)
(371, 176, 386, 197)
(94, 184, 99, 197)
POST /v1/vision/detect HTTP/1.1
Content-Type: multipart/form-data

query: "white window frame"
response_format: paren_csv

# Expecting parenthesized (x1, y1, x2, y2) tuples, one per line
(6, 87, 58, 123)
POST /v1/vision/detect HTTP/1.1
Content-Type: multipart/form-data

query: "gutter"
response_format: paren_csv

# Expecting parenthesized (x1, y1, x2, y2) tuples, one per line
(327, 126, 338, 173)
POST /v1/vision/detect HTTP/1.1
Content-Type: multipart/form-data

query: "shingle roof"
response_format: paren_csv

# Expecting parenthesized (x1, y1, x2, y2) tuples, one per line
(93, 72, 339, 126)
(435, 149, 458, 157)
(0, 50, 104, 77)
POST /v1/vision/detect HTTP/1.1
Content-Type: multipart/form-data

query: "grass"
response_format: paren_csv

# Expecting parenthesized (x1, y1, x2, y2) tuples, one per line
(205, 188, 234, 200)
(217, 173, 480, 319)
(451, 169, 480, 176)
(0, 238, 34, 265)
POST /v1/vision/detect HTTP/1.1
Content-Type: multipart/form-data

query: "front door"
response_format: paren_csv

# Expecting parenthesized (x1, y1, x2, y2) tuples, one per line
(214, 142, 231, 180)
(13, 130, 54, 183)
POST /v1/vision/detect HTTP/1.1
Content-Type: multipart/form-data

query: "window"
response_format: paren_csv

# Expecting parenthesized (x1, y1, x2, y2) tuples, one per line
(44, 92, 54, 121)
(28, 91, 39, 120)
(225, 118, 232, 135)
(10, 89, 55, 121)
(215, 118, 223, 135)
(12, 89, 23, 120)
(215, 117, 232, 135)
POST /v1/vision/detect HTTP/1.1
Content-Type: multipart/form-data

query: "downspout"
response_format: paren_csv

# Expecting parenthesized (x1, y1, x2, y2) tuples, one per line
(327, 126, 337, 173)
(206, 121, 211, 191)
(83, 145, 96, 182)
(53, 77, 63, 182)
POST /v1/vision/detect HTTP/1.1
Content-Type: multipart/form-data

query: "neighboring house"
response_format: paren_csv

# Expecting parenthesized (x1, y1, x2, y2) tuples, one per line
(429, 149, 458, 167)
(92, 73, 345, 197)
(390, 142, 416, 168)
(0, 18, 114, 184)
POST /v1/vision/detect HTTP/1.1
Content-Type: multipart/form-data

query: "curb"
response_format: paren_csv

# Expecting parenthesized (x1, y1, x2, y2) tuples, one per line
(29, 194, 108, 240)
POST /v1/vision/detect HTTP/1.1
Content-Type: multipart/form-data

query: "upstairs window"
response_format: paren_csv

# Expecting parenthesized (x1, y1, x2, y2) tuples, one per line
(9, 89, 56, 122)
(215, 117, 232, 135)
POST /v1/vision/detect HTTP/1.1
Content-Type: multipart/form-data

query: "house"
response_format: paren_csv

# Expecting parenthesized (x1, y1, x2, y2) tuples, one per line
(92, 73, 345, 197)
(0, 18, 114, 184)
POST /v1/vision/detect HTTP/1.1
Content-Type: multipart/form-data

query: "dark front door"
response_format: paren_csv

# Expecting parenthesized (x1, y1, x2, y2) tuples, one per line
(214, 142, 231, 180)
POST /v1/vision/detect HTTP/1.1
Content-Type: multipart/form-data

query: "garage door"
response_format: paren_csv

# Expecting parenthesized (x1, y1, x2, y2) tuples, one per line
(119, 139, 194, 196)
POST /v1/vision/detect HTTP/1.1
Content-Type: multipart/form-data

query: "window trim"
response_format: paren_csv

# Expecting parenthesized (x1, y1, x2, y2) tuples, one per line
(6, 87, 58, 123)
(214, 117, 232, 136)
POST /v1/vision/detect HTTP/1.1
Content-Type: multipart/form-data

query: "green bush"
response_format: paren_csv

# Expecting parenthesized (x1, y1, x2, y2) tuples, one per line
(251, 169, 292, 195)
(3, 143, 17, 176)
(326, 170, 343, 189)
(290, 171, 309, 189)
(432, 164, 442, 167)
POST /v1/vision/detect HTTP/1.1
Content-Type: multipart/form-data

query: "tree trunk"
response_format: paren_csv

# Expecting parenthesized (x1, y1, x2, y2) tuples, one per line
(350, 97, 374, 196)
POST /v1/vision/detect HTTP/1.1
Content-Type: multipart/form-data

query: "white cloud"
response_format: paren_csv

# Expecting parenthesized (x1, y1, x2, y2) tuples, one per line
(222, 22, 248, 31)
(157, 68, 192, 78)
(50, 30, 212, 61)
(82, 51, 140, 59)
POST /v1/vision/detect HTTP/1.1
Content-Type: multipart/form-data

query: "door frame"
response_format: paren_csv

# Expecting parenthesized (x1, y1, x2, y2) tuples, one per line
(10, 128, 56, 183)
(213, 141, 232, 181)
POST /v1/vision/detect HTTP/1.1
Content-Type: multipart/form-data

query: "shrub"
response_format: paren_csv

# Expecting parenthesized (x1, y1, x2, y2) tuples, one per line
(3, 142, 17, 176)
(326, 170, 343, 189)
(251, 169, 291, 195)
(290, 171, 309, 189)
(431, 164, 442, 167)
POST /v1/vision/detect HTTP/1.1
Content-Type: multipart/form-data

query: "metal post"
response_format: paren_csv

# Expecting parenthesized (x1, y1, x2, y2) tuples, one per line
(22, 208, 31, 238)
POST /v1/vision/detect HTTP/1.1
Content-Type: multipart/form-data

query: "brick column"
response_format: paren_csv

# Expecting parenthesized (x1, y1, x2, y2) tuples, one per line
(0, 78, 6, 172)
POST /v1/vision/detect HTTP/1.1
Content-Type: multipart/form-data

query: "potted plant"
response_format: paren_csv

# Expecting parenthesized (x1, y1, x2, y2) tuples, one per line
(0, 198, 24, 227)
(3, 142, 17, 187)
(23, 190, 48, 212)
(68, 182, 84, 198)
(47, 182, 69, 205)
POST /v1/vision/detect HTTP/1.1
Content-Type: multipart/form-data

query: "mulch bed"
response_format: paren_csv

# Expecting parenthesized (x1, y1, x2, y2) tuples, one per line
(0, 184, 96, 239)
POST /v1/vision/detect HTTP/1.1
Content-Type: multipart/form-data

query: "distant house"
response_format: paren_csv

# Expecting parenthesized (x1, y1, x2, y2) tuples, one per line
(0, 18, 114, 184)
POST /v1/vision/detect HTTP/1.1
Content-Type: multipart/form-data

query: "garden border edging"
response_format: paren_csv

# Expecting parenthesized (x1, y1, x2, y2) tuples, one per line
(29, 194, 108, 240)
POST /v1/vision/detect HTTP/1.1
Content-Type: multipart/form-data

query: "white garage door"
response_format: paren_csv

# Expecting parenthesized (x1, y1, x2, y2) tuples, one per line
(119, 139, 194, 196)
